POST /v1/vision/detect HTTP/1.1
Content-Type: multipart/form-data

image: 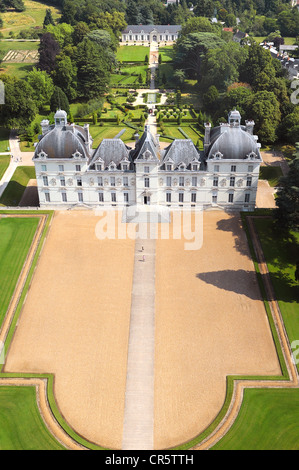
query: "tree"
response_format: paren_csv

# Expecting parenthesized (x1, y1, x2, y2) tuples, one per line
(173, 69, 185, 90)
(274, 156, 299, 231)
(50, 86, 70, 114)
(174, 32, 225, 81)
(43, 8, 55, 28)
(249, 90, 281, 143)
(37, 33, 60, 74)
(53, 54, 77, 100)
(26, 67, 54, 109)
(0, 75, 37, 129)
(75, 39, 110, 99)
(202, 85, 219, 113)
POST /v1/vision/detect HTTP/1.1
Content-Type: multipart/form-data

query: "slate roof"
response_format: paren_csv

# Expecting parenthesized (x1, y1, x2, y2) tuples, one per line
(130, 126, 159, 161)
(34, 125, 90, 160)
(90, 139, 132, 169)
(161, 139, 200, 169)
(206, 125, 261, 160)
(122, 25, 181, 34)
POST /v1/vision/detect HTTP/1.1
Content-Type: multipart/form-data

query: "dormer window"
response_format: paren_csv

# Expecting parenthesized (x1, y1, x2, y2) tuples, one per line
(214, 151, 223, 160)
(96, 164, 103, 171)
(178, 162, 186, 171)
(166, 164, 172, 171)
(72, 150, 82, 159)
(109, 162, 116, 171)
(192, 163, 199, 171)
(247, 152, 257, 160)
(38, 150, 48, 159)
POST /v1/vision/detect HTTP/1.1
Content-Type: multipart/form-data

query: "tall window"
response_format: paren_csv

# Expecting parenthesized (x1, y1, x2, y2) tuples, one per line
(144, 177, 150, 188)
(77, 177, 82, 187)
(43, 176, 48, 186)
(98, 192, 104, 202)
(78, 192, 83, 202)
(111, 192, 116, 202)
(213, 177, 218, 187)
(75, 164, 81, 172)
(228, 193, 234, 203)
(60, 177, 65, 186)
(245, 193, 250, 203)
(62, 192, 67, 202)
(246, 176, 252, 187)
(110, 176, 115, 186)
(212, 193, 217, 204)
(45, 192, 50, 202)
(192, 176, 197, 187)
(231, 165, 236, 172)
(230, 176, 235, 187)
(166, 176, 172, 187)
(191, 192, 196, 203)
(98, 176, 103, 186)
(124, 193, 129, 203)
(179, 193, 184, 203)
(123, 176, 128, 186)
(179, 176, 184, 187)
(166, 192, 171, 203)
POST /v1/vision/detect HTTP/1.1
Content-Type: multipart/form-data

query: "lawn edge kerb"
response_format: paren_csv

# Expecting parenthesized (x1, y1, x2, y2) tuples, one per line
(0, 210, 106, 451)
(172, 209, 291, 451)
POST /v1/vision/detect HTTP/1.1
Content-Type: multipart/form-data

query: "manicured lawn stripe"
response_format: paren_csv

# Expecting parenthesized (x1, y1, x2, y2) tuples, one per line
(0, 155, 10, 180)
(116, 46, 150, 62)
(0, 386, 65, 450)
(0, 166, 36, 206)
(212, 388, 299, 450)
(0, 216, 39, 326)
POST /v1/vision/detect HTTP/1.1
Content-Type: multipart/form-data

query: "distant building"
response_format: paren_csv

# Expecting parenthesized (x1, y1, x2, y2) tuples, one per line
(33, 109, 262, 210)
(120, 25, 181, 45)
(233, 30, 248, 43)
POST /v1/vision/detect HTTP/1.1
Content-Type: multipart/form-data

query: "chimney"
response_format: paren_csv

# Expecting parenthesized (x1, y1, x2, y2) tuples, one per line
(245, 120, 255, 135)
(41, 119, 49, 135)
(204, 122, 211, 145)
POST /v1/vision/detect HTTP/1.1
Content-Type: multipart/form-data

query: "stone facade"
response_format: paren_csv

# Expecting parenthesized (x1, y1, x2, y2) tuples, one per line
(33, 109, 262, 211)
(120, 25, 181, 45)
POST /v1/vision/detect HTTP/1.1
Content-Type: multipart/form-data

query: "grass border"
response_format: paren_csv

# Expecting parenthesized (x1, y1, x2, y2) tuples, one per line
(0, 208, 293, 451)
(171, 209, 290, 450)
(0, 210, 107, 450)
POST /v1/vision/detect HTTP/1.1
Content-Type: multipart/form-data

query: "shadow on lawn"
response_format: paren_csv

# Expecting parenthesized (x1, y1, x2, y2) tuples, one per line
(0, 181, 26, 206)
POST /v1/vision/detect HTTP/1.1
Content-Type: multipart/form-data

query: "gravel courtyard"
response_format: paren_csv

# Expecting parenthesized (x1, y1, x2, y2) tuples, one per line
(4, 210, 281, 449)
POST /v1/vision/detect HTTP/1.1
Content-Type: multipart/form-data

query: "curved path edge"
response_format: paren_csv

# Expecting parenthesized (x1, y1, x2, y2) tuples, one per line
(190, 215, 299, 450)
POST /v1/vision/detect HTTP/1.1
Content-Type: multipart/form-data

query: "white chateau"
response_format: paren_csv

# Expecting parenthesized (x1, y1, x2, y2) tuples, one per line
(33, 109, 262, 210)
(120, 25, 181, 45)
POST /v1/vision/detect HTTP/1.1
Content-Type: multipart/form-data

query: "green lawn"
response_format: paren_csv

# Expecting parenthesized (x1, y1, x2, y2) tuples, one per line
(116, 45, 150, 62)
(159, 46, 175, 62)
(0, 386, 65, 450)
(0, 166, 36, 206)
(159, 124, 203, 146)
(88, 124, 135, 147)
(259, 165, 283, 187)
(211, 216, 299, 450)
(0, 216, 39, 324)
(0, 62, 34, 79)
(0, 40, 39, 54)
(212, 388, 299, 450)
(0, 128, 10, 153)
(0, 0, 61, 38)
(0, 155, 10, 180)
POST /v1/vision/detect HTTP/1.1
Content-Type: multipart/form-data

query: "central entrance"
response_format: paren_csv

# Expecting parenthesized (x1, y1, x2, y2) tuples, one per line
(144, 196, 151, 205)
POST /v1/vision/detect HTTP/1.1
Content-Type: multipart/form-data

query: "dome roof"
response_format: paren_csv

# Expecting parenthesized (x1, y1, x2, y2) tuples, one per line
(54, 109, 67, 119)
(207, 125, 261, 160)
(35, 126, 89, 159)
